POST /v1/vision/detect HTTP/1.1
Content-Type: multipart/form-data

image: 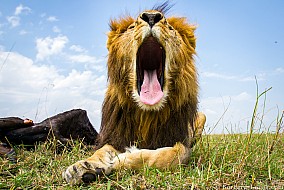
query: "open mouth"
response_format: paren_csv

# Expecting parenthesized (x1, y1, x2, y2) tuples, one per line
(136, 36, 165, 105)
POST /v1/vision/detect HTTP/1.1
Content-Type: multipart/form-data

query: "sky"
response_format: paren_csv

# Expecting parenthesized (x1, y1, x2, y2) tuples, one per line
(0, 1, 283, 134)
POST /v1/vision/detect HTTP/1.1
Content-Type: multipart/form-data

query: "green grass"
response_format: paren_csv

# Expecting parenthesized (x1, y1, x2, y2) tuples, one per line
(0, 132, 283, 189)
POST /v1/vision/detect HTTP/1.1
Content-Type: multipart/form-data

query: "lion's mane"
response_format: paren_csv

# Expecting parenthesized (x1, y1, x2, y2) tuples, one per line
(96, 7, 198, 152)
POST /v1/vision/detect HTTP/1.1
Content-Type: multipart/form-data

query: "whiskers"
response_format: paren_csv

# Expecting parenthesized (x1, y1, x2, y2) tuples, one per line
(115, 30, 136, 51)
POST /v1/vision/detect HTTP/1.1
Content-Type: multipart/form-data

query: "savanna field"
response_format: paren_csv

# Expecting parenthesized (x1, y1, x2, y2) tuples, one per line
(0, 133, 283, 189)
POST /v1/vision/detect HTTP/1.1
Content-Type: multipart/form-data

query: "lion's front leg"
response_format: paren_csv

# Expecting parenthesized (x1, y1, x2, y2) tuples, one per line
(62, 144, 120, 184)
(112, 142, 190, 170)
(63, 143, 190, 184)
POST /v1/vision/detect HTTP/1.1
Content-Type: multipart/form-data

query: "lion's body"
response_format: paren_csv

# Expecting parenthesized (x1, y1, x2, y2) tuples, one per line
(98, 14, 198, 152)
(99, 98, 195, 151)
(63, 3, 206, 184)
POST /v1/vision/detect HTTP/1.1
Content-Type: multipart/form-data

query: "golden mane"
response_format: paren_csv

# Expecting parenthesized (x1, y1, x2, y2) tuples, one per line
(97, 11, 198, 151)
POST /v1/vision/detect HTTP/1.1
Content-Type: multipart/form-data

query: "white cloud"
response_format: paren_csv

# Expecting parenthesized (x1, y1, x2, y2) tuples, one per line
(35, 35, 105, 72)
(6, 4, 31, 28)
(202, 71, 266, 82)
(238, 76, 255, 82)
(239, 75, 264, 82)
(6, 16, 20, 27)
(70, 45, 87, 53)
(52, 26, 61, 33)
(47, 16, 59, 22)
(36, 35, 69, 61)
(0, 51, 107, 130)
(67, 54, 106, 72)
(232, 92, 252, 102)
(15, 4, 32, 15)
(202, 72, 236, 80)
(0, 51, 58, 101)
(68, 54, 100, 63)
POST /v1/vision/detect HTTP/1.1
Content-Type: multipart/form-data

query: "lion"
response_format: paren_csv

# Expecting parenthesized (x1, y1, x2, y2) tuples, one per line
(63, 3, 206, 184)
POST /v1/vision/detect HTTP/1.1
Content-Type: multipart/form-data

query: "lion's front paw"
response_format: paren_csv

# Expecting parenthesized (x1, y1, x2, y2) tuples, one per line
(62, 160, 111, 184)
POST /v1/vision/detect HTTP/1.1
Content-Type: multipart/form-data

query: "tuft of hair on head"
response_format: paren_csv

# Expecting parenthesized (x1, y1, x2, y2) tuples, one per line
(152, 1, 174, 14)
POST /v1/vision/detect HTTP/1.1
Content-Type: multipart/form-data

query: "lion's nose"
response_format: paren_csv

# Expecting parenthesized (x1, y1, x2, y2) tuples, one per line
(140, 12, 163, 27)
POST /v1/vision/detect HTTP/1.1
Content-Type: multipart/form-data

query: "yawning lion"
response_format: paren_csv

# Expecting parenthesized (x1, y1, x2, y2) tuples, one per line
(63, 3, 206, 184)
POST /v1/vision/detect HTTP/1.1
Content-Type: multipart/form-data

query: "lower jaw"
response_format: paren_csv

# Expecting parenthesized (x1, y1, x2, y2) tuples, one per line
(133, 90, 167, 111)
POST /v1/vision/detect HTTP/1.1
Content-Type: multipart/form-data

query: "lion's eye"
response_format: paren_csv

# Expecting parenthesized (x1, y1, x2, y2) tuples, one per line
(169, 25, 174, 30)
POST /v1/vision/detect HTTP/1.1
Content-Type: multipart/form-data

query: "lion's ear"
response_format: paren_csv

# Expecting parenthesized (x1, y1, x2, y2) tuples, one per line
(167, 17, 196, 50)
(107, 17, 135, 50)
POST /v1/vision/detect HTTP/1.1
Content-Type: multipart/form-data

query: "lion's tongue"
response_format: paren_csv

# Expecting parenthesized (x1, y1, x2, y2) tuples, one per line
(140, 70, 163, 105)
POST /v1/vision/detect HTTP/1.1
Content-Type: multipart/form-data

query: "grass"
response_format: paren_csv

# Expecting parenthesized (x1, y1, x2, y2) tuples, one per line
(0, 132, 283, 189)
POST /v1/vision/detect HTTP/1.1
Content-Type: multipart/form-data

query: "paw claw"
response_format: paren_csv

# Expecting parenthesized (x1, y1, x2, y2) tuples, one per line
(73, 165, 78, 173)
(82, 161, 92, 169)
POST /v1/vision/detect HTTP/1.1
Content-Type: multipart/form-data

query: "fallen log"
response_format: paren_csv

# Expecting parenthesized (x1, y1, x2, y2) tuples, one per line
(0, 117, 34, 132)
(0, 109, 98, 159)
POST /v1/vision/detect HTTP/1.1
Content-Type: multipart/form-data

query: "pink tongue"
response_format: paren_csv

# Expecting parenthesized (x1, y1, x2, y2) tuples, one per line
(140, 70, 164, 105)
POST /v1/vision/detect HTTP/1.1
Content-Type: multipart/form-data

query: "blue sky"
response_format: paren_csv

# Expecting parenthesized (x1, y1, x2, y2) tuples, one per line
(0, 1, 283, 133)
